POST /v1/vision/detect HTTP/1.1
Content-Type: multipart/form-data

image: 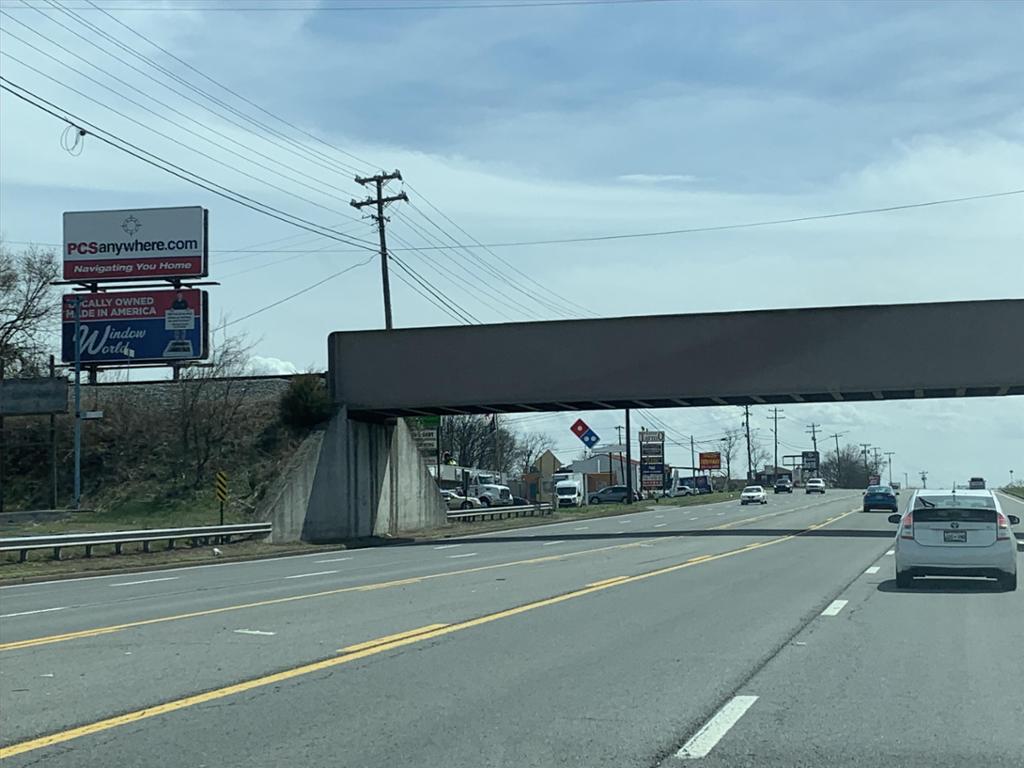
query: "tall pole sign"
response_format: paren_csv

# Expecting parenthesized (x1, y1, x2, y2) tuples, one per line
(639, 430, 665, 491)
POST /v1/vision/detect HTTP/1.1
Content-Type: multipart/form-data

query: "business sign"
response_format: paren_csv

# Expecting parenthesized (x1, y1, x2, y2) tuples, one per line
(802, 450, 820, 471)
(61, 289, 208, 365)
(407, 417, 439, 453)
(639, 430, 665, 489)
(0, 378, 68, 416)
(869, 474, 882, 486)
(699, 451, 722, 471)
(570, 418, 600, 449)
(63, 206, 207, 281)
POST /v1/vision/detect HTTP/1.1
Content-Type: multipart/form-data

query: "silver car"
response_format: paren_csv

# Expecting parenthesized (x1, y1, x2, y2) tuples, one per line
(889, 490, 1019, 591)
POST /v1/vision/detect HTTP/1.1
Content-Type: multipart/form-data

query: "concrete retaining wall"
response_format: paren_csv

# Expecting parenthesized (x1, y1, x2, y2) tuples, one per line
(268, 412, 445, 543)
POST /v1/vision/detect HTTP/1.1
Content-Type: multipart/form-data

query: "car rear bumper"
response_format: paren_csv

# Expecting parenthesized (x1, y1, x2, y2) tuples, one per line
(896, 539, 1017, 575)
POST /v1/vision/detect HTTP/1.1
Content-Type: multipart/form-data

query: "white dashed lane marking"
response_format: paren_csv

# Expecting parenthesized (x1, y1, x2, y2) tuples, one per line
(821, 599, 849, 617)
(865, 566, 880, 574)
(285, 570, 338, 580)
(676, 695, 759, 759)
(110, 577, 179, 587)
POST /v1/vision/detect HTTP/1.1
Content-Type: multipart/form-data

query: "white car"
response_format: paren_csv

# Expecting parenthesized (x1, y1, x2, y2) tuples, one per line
(740, 485, 767, 505)
(440, 490, 482, 511)
(805, 478, 826, 494)
(889, 490, 1019, 591)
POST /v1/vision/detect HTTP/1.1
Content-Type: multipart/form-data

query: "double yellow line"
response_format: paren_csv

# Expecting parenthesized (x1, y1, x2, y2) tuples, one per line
(0, 510, 851, 760)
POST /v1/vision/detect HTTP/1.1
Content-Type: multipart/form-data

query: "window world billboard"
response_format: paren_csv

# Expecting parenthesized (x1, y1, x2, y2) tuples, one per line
(63, 206, 207, 281)
(61, 289, 209, 365)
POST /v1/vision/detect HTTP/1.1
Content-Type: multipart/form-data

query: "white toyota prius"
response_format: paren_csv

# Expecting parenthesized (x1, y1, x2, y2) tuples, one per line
(889, 490, 1019, 591)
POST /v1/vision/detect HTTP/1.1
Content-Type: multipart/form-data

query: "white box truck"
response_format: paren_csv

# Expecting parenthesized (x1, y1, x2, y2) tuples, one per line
(551, 471, 587, 508)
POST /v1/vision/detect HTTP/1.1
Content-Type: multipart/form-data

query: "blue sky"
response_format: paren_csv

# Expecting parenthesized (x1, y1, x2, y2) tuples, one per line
(0, 0, 1021, 483)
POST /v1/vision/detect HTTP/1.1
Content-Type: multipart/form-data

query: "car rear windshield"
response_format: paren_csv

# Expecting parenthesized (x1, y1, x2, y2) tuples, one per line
(913, 495, 996, 522)
(867, 486, 889, 493)
(743, 487, 762, 493)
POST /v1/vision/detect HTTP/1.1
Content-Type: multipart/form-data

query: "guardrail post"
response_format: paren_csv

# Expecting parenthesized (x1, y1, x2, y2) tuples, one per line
(166, 539, 175, 551)
(52, 547, 61, 561)
(19, 549, 28, 563)
(84, 544, 93, 558)
(223, 535, 231, 545)
(142, 540, 150, 553)
(115, 542, 123, 555)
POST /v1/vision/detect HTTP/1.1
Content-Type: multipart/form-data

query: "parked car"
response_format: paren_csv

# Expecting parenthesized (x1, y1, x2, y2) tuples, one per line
(670, 484, 697, 498)
(805, 478, 826, 494)
(440, 489, 482, 511)
(889, 490, 1018, 591)
(588, 485, 632, 504)
(773, 478, 793, 494)
(740, 485, 768, 505)
(863, 485, 898, 513)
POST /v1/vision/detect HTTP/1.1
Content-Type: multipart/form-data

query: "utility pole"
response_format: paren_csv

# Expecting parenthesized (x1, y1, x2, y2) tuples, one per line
(805, 423, 821, 454)
(904, 471, 909, 489)
(829, 432, 846, 486)
(624, 408, 633, 503)
(767, 408, 784, 482)
(860, 443, 871, 477)
(351, 170, 408, 330)
(690, 435, 696, 487)
(615, 425, 624, 446)
(884, 451, 895, 485)
(919, 470, 928, 489)
(873, 447, 882, 472)
(743, 406, 753, 482)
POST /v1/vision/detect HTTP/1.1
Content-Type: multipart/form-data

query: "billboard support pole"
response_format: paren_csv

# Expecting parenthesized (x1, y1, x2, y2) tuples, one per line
(72, 296, 82, 511)
(624, 408, 633, 504)
(0, 360, 5, 515)
(50, 355, 58, 509)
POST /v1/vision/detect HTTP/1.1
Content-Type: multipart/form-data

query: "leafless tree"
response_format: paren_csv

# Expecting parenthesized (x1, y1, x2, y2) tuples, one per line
(718, 428, 743, 487)
(0, 244, 60, 375)
(512, 430, 554, 474)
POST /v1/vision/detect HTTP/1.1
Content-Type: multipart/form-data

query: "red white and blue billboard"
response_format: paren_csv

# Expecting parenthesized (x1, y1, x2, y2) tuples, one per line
(63, 206, 207, 281)
(61, 289, 209, 365)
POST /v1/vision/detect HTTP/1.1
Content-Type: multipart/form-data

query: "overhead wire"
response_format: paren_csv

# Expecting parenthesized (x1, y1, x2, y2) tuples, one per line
(0, 27, 366, 224)
(0, 79, 378, 252)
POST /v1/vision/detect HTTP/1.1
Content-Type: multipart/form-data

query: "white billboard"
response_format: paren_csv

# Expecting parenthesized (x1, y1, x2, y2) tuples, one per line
(63, 206, 207, 281)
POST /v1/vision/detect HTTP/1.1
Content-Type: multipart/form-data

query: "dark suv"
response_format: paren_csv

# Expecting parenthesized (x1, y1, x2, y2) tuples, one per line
(773, 478, 793, 494)
(589, 485, 631, 504)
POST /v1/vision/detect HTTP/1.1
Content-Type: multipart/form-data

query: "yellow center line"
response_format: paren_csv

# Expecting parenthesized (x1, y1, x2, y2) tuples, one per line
(338, 623, 448, 654)
(0, 503, 847, 653)
(0, 509, 853, 761)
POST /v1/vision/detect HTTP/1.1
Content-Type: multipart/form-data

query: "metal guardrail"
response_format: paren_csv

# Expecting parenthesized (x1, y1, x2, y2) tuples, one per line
(447, 503, 553, 523)
(0, 522, 272, 562)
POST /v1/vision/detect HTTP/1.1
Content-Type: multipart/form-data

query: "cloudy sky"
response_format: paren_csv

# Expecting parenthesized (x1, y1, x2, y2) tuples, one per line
(0, 0, 1021, 486)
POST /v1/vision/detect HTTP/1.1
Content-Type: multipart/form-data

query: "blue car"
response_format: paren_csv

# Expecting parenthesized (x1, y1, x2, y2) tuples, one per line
(862, 484, 898, 513)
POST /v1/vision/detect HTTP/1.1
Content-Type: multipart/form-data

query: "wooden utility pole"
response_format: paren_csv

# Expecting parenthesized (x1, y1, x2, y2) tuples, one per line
(768, 407, 785, 482)
(829, 432, 846, 486)
(743, 405, 753, 482)
(351, 170, 408, 330)
(805, 422, 821, 454)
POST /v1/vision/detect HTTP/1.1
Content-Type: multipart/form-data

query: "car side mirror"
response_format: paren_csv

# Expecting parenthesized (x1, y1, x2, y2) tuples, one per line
(1008, 515, 1021, 526)
(887, 514, 902, 524)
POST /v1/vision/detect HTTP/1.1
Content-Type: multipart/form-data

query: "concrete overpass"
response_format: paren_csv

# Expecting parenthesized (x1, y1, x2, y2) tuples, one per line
(271, 299, 1024, 542)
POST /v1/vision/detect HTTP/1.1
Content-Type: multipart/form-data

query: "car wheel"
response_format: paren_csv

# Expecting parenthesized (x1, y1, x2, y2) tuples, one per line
(480, 497, 491, 507)
(761, 499, 767, 504)
(590, 497, 600, 504)
(896, 571, 914, 589)
(461, 501, 472, 510)
(998, 572, 1017, 592)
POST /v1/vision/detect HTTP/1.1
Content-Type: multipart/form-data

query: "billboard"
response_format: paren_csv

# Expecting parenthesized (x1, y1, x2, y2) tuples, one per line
(0, 378, 68, 416)
(699, 451, 721, 470)
(802, 450, 820, 471)
(61, 289, 209, 365)
(63, 206, 207, 281)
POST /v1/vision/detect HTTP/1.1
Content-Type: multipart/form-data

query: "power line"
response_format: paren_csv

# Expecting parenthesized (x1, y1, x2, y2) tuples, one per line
(0, 79, 378, 252)
(16, 1, 684, 11)
(388, 254, 478, 324)
(0, 32, 364, 224)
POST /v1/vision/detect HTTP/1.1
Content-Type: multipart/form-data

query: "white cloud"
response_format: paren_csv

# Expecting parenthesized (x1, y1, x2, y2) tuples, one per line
(617, 174, 699, 184)
(247, 356, 299, 375)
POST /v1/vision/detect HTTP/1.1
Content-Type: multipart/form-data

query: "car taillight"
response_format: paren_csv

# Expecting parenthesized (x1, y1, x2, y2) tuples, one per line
(996, 512, 1011, 540)
(901, 512, 914, 539)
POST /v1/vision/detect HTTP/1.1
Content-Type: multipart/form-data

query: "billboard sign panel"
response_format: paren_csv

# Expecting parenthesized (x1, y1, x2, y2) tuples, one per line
(61, 289, 208, 365)
(699, 451, 721, 470)
(802, 450, 820, 471)
(0, 378, 68, 416)
(63, 206, 207, 281)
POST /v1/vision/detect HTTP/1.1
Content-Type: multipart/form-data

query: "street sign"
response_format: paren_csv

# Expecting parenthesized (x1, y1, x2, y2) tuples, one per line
(63, 206, 207, 281)
(0, 378, 68, 416)
(699, 451, 721, 470)
(61, 289, 209, 365)
(570, 418, 600, 448)
(215, 471, 228, 502)
(802, 450, 820, 471)
(869, 474, 882, 485)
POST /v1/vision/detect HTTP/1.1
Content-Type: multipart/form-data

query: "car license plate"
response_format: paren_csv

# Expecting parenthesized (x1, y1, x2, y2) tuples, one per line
(943, 530, 967, 543)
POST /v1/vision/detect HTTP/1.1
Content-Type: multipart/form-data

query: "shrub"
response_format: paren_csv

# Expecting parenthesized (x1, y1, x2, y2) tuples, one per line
(279, 375, 333, 429)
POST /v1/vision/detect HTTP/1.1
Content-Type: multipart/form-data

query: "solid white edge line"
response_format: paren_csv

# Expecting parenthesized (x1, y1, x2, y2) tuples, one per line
(110, 577, 179, 587)
(284, 570, 338, 580)
(821, 599, 849, 616)
(0, 606, 68, 619)
(676, 695, 759, 759)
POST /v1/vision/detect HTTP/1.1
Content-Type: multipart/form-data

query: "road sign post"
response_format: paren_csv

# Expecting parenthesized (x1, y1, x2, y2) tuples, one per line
(215, 470, 228, 526)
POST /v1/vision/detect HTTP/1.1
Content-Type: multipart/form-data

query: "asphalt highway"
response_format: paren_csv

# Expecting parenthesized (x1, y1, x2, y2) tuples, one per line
(1, 489, 1021, 767)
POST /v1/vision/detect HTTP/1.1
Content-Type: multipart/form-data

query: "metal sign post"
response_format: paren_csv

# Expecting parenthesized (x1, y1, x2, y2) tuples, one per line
(71, 295, 82, 511)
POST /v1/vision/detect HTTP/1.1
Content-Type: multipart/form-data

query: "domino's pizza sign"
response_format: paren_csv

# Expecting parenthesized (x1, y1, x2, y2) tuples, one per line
(570, 418, 600, 449)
